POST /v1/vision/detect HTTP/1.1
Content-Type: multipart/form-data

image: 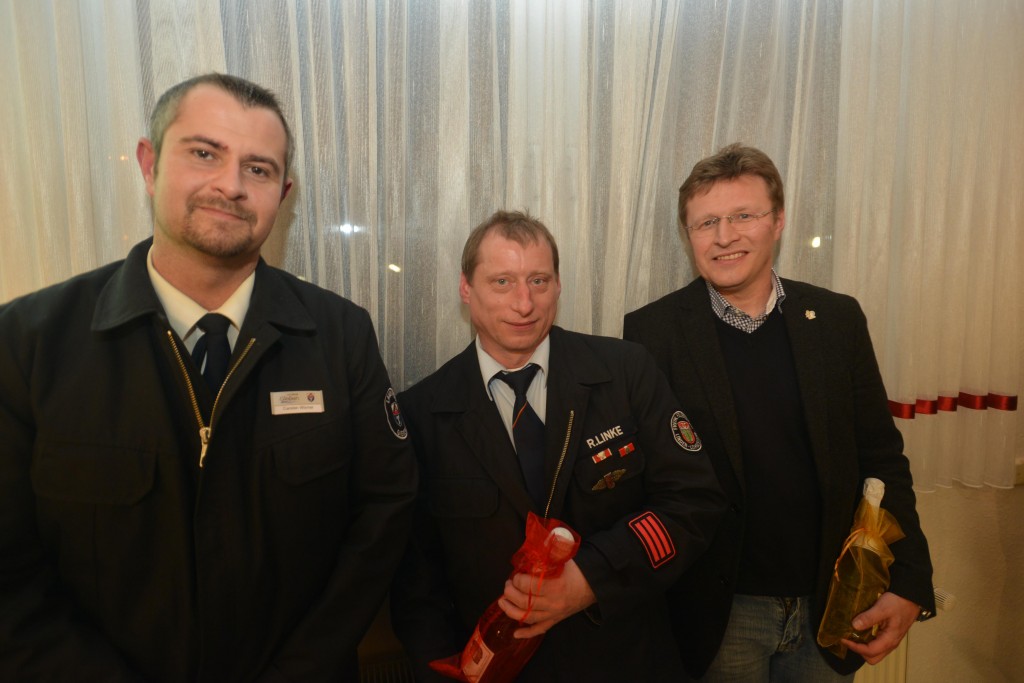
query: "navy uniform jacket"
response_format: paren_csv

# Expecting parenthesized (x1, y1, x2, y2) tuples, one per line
(623, 277, 935, 677)
(0, 239, 417, 681)
(391, 326, 726, 682)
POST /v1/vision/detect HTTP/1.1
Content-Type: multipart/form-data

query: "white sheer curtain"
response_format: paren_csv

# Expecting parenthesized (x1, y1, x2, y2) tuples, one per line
(1, 0, 1020, 489)
(833, 0, 1023, 489)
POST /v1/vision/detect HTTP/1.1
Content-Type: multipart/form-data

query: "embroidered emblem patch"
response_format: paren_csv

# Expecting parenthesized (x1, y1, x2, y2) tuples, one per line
(592, 469, 626, 491)
(384, 388, 408, 440)
(670, 410, 702, 452)
(618, 442, 635, 457)
(591, 448, 613, 464)
(629, 511, 676, 568)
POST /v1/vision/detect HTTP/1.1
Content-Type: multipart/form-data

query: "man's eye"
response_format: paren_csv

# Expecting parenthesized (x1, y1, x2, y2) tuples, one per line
(495, 278, 508, 286)
(700, 218, 717, 230)
(249, 166, 268, 177)
(736, 213, 753, 221)
(193, 149, 214, 160)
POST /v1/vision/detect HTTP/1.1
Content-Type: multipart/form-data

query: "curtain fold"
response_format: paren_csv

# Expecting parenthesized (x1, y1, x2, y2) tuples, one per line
(1, 0, 1020, 489)
(833, 0, 1023, 489)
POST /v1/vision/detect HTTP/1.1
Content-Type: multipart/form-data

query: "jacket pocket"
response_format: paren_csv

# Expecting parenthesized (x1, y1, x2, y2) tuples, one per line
(428, 477, 500, 518)
(271, 419, 349, 485)
(31, 441, 156, 505)
(573, 431, 647, 495)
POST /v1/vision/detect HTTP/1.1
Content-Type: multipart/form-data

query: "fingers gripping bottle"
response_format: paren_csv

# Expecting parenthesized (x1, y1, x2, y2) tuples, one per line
(430, 513, 580, 683)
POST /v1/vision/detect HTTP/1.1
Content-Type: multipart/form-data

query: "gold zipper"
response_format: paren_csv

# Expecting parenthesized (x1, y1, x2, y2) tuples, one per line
(166, 331, 256, 468)
(543, 410, 574, 520)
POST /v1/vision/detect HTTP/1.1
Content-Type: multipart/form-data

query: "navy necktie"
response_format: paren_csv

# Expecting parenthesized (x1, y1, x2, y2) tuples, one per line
(496, 364, 546, 508)
(191, 313, 232, 392)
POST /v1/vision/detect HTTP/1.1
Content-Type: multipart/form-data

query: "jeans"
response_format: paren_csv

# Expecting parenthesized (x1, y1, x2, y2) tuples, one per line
(694, 594, 853, 683)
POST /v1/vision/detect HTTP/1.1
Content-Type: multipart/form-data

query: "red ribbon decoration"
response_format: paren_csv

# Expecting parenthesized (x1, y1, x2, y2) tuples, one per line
(958, 392, 987, 410)
(888, 393, 1018, 418)
(987, 393, 1018, 411)
(888, 400, 915, 419)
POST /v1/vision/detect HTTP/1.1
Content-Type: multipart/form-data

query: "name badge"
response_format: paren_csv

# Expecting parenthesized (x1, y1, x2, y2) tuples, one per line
(270, 390, 325, 415)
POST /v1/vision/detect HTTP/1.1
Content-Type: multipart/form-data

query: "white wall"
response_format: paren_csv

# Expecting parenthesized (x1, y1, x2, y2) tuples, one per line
(907, 484, 1024, 682)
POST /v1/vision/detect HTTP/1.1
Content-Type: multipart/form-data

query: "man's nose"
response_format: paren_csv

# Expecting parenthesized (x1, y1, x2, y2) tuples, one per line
(511, 283, 535, 314)
(211, 165, 247, 200)
(712, 218, 739, 245)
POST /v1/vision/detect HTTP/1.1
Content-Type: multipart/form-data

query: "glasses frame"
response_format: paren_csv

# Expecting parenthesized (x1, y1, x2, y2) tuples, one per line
(685, 209, 775, 234)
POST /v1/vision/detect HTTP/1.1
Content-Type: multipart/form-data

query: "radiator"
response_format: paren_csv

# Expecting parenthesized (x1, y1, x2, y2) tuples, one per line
(853, 636, 908, 683)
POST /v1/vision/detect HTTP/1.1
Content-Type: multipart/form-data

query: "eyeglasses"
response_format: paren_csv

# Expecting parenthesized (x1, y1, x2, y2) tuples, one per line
(685, 209, 775, 234)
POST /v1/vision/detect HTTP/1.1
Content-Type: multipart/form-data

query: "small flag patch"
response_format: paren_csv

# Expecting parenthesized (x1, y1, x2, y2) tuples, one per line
(629, 512, 676, 568)
(618, 442, 635, 457)
(591, 448, 613, 464)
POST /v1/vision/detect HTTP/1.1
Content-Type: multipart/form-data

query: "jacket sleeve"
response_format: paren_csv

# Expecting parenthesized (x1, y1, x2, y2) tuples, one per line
(0, 303, 141, 680)
(842, 299, 936, 616)
(387, 386, 469, 683)
(263, 306, 419, 680)
(572, 342, 727, 620)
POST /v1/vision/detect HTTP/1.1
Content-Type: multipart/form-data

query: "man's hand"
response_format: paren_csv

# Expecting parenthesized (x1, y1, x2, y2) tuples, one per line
(842, 592, 921, 664)
(496, 559, 596, 639)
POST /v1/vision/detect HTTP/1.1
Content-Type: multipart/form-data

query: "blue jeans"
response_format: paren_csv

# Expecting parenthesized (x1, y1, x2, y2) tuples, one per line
(694, 594, 853, 683)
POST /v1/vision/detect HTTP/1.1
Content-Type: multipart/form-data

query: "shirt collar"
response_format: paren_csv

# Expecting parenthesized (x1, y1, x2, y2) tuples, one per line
(146, 246, 254, 343)
(706, 270, 787, 335)
(707, 269, 786, 318)
(475, 335, 551, 401)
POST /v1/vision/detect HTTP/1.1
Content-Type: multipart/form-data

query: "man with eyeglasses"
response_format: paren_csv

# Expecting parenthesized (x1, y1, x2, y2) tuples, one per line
(623, 143, 935, 681)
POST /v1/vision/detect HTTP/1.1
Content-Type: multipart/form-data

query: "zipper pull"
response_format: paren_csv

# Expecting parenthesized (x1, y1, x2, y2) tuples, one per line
(199, 426, 212, 468)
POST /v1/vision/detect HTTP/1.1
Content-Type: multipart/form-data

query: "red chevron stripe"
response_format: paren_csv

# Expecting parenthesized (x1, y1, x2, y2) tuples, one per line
(629, 512, 676, 568)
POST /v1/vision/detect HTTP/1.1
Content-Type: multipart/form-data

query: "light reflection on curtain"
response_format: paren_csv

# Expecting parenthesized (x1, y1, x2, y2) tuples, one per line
(1, 0, 1020, 489)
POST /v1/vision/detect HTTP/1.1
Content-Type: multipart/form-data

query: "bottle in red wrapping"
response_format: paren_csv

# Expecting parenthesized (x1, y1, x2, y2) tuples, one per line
(430, 513, 580, 683)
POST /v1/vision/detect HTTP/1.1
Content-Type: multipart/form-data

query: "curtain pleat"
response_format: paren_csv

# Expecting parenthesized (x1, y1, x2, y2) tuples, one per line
(1, 0, 1020, 489)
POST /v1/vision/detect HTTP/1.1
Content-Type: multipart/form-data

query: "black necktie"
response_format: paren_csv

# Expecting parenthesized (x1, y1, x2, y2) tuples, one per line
(496, 364, 546, 508)
(191, 313, 232, 392)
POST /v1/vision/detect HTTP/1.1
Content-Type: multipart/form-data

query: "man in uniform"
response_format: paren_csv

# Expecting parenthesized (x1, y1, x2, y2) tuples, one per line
(391, 210, 725, 682)
(624, 143, 934, 681)
(0, 73, 416, 681)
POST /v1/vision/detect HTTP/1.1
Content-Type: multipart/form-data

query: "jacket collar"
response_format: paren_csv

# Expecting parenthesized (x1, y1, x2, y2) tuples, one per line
(427, 326, 612, 519)
(91, 238, 316, 336)
(92, 238, 165, 332)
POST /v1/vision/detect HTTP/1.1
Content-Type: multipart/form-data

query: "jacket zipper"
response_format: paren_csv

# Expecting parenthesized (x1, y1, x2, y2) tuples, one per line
(543, 409, 574, 520)
(166, 331, 256, 468)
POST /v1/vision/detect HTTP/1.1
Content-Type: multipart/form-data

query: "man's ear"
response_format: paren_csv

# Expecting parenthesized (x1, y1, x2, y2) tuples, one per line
(459, 272, 472, 305)
(280, 177, 293, 202)
(136, 138, 157, 197)
(772, 208, 786, 241)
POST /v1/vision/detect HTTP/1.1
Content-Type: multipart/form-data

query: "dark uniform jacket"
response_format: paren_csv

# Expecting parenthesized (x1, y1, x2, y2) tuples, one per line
(0, 239, 417, 682)
(391, 326, 726, 682)
(623, 277, 935, 677)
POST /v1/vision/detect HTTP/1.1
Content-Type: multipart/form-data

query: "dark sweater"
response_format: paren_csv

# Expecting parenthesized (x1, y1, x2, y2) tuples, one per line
(715, 308, 821, 596)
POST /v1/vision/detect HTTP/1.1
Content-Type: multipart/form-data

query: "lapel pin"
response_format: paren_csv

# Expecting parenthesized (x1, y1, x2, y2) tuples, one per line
(805, 310, 816, 320)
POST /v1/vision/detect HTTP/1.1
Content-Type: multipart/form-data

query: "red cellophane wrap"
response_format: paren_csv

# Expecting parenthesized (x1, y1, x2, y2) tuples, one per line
(429, 512, 581, 683)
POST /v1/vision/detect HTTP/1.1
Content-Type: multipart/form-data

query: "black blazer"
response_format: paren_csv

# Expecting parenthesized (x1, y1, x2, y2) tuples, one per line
(624, 277, 935, 677)
(391, 326, 726, 682)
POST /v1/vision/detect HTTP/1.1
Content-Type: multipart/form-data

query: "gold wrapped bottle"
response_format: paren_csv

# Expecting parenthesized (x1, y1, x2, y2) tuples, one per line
(817, 478, 905, 658)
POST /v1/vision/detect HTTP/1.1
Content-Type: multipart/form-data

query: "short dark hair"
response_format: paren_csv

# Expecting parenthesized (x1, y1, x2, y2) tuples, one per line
(461, 210, 560, 280)
(149, 73, 294, 177)
(678, 143, 784, 229)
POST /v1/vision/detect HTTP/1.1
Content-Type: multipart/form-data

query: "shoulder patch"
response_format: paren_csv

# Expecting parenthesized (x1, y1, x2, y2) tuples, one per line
(670, 410, 702, 452)
(384, 388, 408, 440)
